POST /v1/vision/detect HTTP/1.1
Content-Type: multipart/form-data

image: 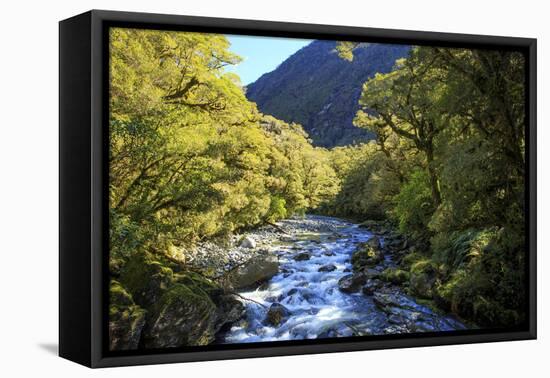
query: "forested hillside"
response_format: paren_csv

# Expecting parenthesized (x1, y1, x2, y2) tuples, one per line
(246, 41, 410, 147)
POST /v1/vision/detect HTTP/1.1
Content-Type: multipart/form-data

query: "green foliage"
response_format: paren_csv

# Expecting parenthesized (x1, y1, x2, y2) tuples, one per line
(333, 44, 526, 327)
(392, 170, 435, 240)
(109, 28, 339, 267)
(267, 196, 287, 222)
(323, 141, 404, 219)
(431, 228, 497, 271)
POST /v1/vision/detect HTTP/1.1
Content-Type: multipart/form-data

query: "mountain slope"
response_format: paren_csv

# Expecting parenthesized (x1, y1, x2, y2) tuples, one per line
(246, 41, 411, 147)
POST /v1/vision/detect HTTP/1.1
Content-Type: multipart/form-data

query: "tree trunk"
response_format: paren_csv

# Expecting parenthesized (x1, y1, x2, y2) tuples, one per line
(425, 146, 442, 207)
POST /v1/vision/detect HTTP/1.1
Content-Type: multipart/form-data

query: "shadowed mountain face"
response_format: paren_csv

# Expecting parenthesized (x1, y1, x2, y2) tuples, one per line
(246, 41, 411, 147)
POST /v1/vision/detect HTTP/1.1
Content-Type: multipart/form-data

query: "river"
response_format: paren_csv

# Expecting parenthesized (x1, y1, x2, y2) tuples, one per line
(221, 215, 466, 343)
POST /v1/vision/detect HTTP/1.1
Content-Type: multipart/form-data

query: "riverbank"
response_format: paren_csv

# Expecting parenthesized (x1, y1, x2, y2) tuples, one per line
(186, 215, 347, 279)
(109, 214, 469, 351)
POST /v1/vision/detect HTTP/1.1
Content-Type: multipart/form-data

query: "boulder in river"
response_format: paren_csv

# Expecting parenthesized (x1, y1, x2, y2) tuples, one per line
(294, 252, 311, 261)
(373, 292, 409, 310)
(318, 264, 337, 272)
(265, 303, 291, 326)
(351, 242, 384, 271)
(213, 294, 246, 330)
(364, 268, 382, 279)
(362, 279, 384, 296)
(223, 253, 279, 290)
(338, 273, 368, 293)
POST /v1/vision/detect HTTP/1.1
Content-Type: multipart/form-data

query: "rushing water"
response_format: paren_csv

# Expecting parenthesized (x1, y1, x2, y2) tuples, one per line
(222, 215, 466, 343)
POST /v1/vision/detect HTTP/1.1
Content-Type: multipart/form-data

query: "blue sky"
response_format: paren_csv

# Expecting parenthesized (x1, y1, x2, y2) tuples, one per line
(225, 35, 313, 85)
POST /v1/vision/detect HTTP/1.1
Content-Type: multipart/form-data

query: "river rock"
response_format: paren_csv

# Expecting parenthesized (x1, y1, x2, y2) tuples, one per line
(380, 268, 410, 285)
(351, 242, 384, 271)
(338, 273, 368, 293)
(240, 236, 256, 249)
(265, 303, 291, 326)
(223, 253, 279, 290)
(409, 261, 438, 299)
(364, 268, 382, 279)
(366, 236, 381, 249)
(362, 279, 383, 296)
(318, 264, 337, 272)
(120, 252, 174, 308)
(287, 288, 299, 296)
(141, 283, 218, 348)
(294, 252, 311, 261)
(373, 292, 409, 310)
(213, 294, 246, 329)
(358, 220, 381, 230)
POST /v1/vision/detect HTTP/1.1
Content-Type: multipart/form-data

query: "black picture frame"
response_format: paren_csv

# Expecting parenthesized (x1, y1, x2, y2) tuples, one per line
(59, 9, 537, 368)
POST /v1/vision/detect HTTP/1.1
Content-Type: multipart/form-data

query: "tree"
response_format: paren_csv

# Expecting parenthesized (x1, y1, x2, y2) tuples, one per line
(353, 48, 448, 206)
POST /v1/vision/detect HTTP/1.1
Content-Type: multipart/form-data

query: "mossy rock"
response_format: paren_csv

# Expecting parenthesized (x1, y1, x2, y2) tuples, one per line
(408, 260, 438, 299)
(108, 280, 146, 351)
(265, 303, 291, 326)
(338, 273, 368, 293)
(380, 268, 410, 285)
(351, 243, 383, 271)
(120, 252, 174, 308)
(142, 283, 218, 348)
(109, 257, 125, 277)
(175, 271, 221, 296)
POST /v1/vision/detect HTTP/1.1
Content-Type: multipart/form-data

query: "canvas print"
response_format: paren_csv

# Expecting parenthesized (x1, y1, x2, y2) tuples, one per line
(107, 27, 527, 351)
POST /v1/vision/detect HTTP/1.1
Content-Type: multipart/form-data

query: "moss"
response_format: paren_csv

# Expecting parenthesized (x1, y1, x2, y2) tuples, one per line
(110, 280, 134, 307)
(174, 271, 222, 297)
(119, 252, 175, 307)
(408, 259, 438, 299)
(108, 279, 147, 350)
(109, 257, 125, 277)
(156, 283, 213, 309)
(410, 259, 437, 275)
(143, 283, 218, 348)
(351, 244, 383, 271)
(380, 268, 410, 284)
